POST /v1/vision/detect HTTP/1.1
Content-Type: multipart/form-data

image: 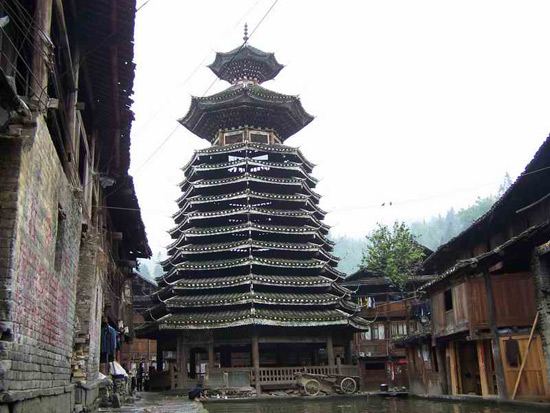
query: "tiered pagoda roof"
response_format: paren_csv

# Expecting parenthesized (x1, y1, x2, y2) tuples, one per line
(140, 37, 368, 334)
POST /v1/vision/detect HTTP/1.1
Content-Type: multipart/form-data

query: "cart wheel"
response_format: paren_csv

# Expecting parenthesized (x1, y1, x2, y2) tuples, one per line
(340, 377, 357, 394)
(304, 379, 321, 396)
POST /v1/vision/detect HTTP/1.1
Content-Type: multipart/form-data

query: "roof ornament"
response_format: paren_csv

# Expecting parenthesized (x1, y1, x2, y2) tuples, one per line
(243, 23, 249, 43)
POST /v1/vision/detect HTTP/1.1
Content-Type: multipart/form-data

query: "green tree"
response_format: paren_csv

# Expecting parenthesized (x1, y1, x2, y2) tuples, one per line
(361, 221, 426, 290)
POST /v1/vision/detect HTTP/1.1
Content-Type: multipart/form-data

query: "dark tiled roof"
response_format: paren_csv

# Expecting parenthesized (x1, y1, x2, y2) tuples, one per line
(420, 221, 550, 290)
(424, 135, 550, 270)
(208, 43, 284, 84)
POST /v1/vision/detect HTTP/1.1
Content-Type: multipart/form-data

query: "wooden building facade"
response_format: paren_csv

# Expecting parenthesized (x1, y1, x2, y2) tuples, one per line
(399, 136, 550, 401)
(343, 269, 434, 390)
(121, 272, 158, 373)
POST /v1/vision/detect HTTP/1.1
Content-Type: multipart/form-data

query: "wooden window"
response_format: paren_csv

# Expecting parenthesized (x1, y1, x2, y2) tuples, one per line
(224, 131, 244, 144)
(361, 328, 371, 341)
(250, 131, 269, 143)
(391, 321, 408, 337)
(372, 323, 385, 340)
(444, 289, 453, 311)
(431, 347, 439, 373)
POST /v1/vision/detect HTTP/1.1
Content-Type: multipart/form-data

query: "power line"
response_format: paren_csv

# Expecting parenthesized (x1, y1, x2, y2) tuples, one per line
(326, 180, 500, 215)
(132, 0, 281, 175)
(132, 0, 264, 135)
(136, 0, 154, 12)
(201, 0, 280, 97)
(132, 124, 181, 174)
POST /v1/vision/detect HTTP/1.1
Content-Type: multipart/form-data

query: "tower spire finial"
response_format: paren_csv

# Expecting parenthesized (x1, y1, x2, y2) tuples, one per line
(243, 23, 249, 43)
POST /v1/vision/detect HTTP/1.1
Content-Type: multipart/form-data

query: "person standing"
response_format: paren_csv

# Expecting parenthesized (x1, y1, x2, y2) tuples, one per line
(137, 362, 144, 392)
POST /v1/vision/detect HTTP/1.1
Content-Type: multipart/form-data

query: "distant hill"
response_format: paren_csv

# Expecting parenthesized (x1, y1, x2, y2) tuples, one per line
(330, 234, 367, 275)
(330, 178, 512, 275)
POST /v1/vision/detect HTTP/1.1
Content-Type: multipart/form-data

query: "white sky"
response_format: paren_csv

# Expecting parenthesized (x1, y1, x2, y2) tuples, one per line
(129, 0, 550, 256)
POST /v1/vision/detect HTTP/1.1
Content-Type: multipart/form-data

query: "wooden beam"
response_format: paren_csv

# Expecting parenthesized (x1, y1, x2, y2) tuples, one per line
(53, 0, 76, 89)
(436, 344, 448, 394)
(252, 331, 261, 396)
(77, 110, 90, 156)
(208, 343, 215, 370)
(156, 340, 164, 371)
(110, 0, 121, 170)
(512, 311, 540, 400)
(326, 334, 335, 368)
(177, 336, 188, 389)
(477, 341, 490, 396)
(32, 0, 53, 102)
(483, 269, 508, 399)
(449, 342, 459, 395)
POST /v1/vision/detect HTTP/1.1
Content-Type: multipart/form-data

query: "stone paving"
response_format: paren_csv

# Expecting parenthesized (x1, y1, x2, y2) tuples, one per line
(98, 392, 206, 413)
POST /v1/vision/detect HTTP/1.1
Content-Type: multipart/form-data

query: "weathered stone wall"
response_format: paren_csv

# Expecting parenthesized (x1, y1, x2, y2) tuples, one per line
(73, 233, 105, 384)
(0, 115, 82, 409)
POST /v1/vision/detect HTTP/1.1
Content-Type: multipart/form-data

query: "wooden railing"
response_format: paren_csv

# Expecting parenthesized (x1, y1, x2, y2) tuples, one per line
(207, 365, 359, 387)
(357, 341, 389, 356)
(361, 301, 408, 318)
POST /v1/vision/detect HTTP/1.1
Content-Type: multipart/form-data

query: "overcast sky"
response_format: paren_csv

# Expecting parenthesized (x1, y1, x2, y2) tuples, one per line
(129, 0, 550, 256)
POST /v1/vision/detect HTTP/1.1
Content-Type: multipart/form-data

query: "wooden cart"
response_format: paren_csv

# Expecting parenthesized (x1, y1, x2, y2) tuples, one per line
(295, 372, 359, 396)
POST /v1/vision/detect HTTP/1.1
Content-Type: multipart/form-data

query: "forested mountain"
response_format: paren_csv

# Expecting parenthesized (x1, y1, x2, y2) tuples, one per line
(331, 235, 367, 274)
(332, 174, 512, 274)
(408, 196, 495, 251)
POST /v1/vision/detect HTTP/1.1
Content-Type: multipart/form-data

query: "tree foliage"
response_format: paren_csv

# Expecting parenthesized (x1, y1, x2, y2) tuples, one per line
(361, 221, 426, 290)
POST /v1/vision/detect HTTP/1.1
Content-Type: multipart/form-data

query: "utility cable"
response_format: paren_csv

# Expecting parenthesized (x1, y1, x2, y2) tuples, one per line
(131, 0, 281, 176)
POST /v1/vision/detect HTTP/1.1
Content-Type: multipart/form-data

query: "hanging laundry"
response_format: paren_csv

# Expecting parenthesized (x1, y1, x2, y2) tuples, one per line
(100, 325, 118, 357)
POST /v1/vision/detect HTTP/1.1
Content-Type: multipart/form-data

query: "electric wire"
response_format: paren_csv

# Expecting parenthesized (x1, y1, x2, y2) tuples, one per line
(130, 0, 281, 176)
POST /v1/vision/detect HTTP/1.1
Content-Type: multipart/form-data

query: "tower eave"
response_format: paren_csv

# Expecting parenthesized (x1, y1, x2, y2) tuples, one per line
(178, 87, 314, 143)
(207, 44, 285, 84)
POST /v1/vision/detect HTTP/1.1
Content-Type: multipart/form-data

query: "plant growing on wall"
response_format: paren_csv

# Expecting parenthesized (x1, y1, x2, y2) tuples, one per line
(361, 221, 426, 291)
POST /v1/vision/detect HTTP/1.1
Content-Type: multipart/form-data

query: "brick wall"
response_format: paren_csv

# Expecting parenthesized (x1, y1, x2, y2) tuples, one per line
(0, 116, 82, 406)
(72, 233, 105, 383)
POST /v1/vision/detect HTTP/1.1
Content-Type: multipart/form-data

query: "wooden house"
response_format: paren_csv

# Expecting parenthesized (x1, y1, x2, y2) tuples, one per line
(399, 136, 550, 401)
(344, 269, 434, 390)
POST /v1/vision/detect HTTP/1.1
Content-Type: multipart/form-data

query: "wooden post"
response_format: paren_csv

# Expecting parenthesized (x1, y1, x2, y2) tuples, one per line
(32, 0, 53, 102)
(327, 334, 335, 368)
(436, 344, 449, 394)
(66, 44, 80, 169)
(177, 336, 188, 389)
(345, 339, 352, 365)
(110, 0, 121, 170)
(312, 346, 319, 365)
(156, 340, 163, 372)
(208, 343, 215, 369)
(449, 342, 459, 395)
(512, 311, 540, 400)
(476, 341, 490, 396)
(483, 269, 508, 399)
(336, 355, 342, 375)
(252, 332, 261, 395)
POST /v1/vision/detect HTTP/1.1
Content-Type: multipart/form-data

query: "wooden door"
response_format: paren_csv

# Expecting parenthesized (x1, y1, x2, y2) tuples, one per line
(499, 334, 549, 400)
